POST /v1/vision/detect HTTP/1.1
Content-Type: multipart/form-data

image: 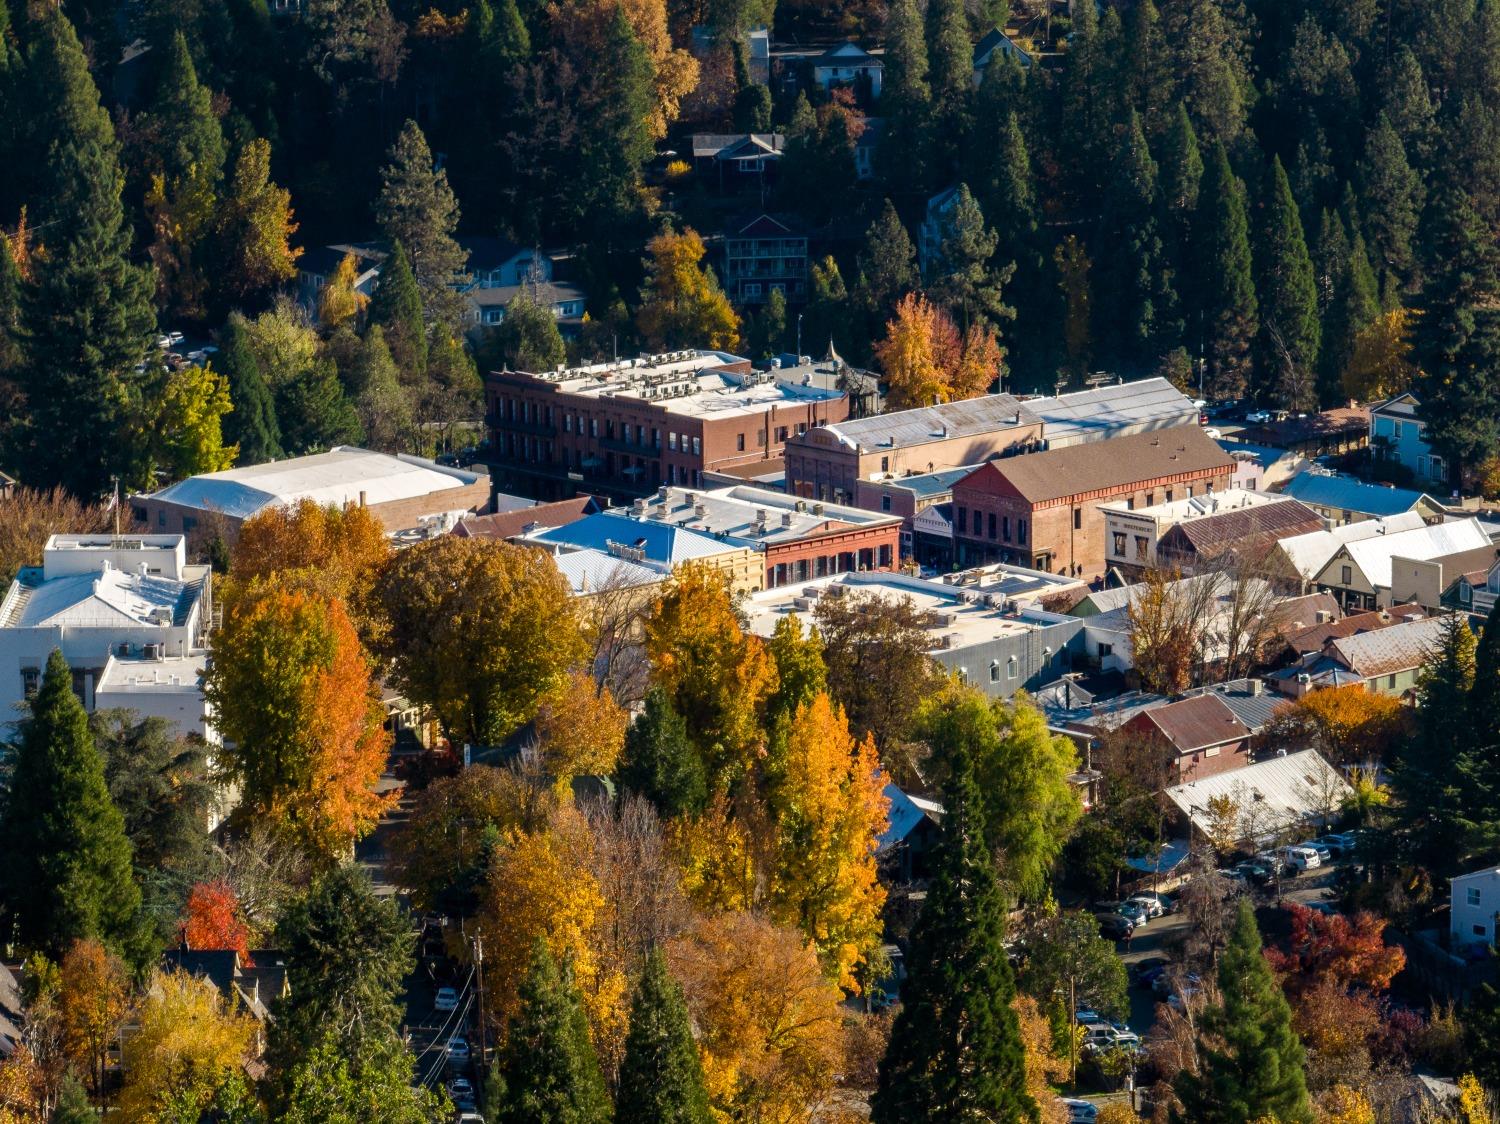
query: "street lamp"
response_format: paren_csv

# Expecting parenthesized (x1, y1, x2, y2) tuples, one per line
(797, 313, 804, 360)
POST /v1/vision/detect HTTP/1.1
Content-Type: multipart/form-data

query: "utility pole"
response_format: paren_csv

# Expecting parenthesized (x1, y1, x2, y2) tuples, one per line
(472, 934, 488, 1084)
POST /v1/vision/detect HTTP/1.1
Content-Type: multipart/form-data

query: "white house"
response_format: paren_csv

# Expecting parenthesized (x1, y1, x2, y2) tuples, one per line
(1451, 867, 1500, 948)
(811, 42, 883, 100)
(0, 535, 212, 738)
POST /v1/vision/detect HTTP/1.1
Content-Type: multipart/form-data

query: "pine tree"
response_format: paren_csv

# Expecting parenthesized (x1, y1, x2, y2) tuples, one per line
(1390, 613, 1478, 876)
(276, 359, 363, 454)
(1123, 0, 1170, 132)
(0, 650, 143, 958)
(1359, 113, 1423, 293)
(21, 9, 117, 221)
(1098, 110, 1169, 370)
(1059, 0, 1108, 199)
(1160, 0, 1250, 144)
(1471, 619, 1500, 814)
(0, 232, 20, 374)
(368, 241, 428, 378)
(218, 313, 282, 465)
(1159, 103, 1203, 252)
(618, 688, 708, 818)
(616, 949, 712, 1124)
(1321, 230, 1378, 404)
(150, 31, 226, 190)
(878, 0, 931, 191)
(1383, 48, 1436, 170)
(930, 185, 1013, 333)
(857, 201, 919, 318)
(871, 720, 1037, 1123)
(1173, 901, 1313, 1123)
(1194, 140, 1257, 399)
(352, 327, 414, 452)
(376, 120, 470, 330)
(473, 0, 530, 71)
(928, 0, 972, 141)
(579, 9, 656, 242)
(496, 942, 611, 1124)
(1411, 182, 1500, 474)
(1252, 157, 1321, 409)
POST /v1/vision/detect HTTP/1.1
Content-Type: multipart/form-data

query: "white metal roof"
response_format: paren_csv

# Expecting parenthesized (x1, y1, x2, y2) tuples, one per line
(548, 549, 663, 595)
(4, 567, 196, 629)
(1164, 750, 1351, 840)
(147, 448, 482, 520)
(1275, 512, 1427, 580)
(1022, 377, 1199, 446)
(1331, 518, 1491, 590)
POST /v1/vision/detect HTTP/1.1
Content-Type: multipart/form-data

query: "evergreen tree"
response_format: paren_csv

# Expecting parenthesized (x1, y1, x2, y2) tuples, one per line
(149, 31, 227, 190)
(1383, 47, 1436, 170)
(1123, 0, 1170, 132)
(218, 313, 282, 465)
(1321, 230, 1378, 404)
(1059, 0, 1108, 199)
(927, 0, 972, 142)
(0, 232, 20, 374)
(368, 241, 428, 378)
(496, 942, 611, 1124)
(21, 9, 117, 220)
(804, 256, 851, 361)
(351, 326, 413, 452)
(276, 360, 363, 454)
(1252, 157, 1321, 409)
(1411, 182, 1500, 474)
(618, 688, 708, 818)
(1194, 140, 1257, 399)
(1159, 104, 1203, 254)
(1098, 111, 1169, 370)
(473, 0, 530, 71)
(871, 715, 1036, 1123)
(376, 120, 470, 330)
(0, 650, 143, 958)
(857, 201, 920, 319)
(616, 949, 712, 1124)
(1463, 981, 1500, 1090)
(878, 0, 931, 190)
(1390, 614, 1478, 876)
(577, 9, 655, 242)
(748, 286, 787, 359)
(930, 184, 1013, 332)
(52, 1074, 95, 1124)
(1358, 113, 1423, 291)
(1172, 901, 1313, 1123)
(1160, 0, 1250, 144)
(1471, 619, 1500, 812)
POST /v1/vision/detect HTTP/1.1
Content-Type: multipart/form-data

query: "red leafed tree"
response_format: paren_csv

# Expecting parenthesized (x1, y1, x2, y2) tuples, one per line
(180, 881, 252, 964)
(1266, 904, 1405, 1000)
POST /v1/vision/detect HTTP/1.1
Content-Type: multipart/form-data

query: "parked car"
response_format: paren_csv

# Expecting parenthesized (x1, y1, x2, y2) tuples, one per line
(1280, 845, 1323, 873)
(1246, 409, 1273, 423)
(456, 1116, 485, 1124)
(1218, 867, 1249, 890)
(1115, 900, 1150, 926)
(447, 1036, 471, 1065)
(1082, 1025, 1115, 1052)
(1300, 840, 1333, 862)
(1074, 1008, 1103, 1026)
(1095, 913, 1135, 941)
(446, 1078, 474, 1101)
(1235, 859, 1274, 884)
(434, 987, 459, 1012)
(1304, 901, 1340, 917)
(1319, 832, 1358, 856)
(1062, 1099, 1099, 1123)
(1127, 893, 1167, 918)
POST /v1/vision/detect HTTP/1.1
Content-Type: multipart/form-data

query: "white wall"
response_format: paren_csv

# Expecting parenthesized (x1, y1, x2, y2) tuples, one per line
(1451, 872, 1500, 947)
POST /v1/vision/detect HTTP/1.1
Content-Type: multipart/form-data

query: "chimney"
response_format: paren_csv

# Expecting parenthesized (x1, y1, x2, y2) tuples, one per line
(358, 490, 367, 507)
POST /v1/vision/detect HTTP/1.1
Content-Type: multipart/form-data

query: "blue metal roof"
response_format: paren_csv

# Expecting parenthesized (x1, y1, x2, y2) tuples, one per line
(528, 512, 730, 566)
(1282, 473, 1434, 517)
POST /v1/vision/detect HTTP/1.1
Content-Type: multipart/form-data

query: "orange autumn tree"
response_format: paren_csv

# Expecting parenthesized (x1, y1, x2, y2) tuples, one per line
(1266, 685, 1405, 765)
(204, 584, 393, 863)
(533, 669, 628, 787)
(180, 881, 253, 963)
(875, 293, 1001, 410)
(1266, 904, 1406, 1002)
(766, 693, 888, 990)
(636, 229, 740, 351)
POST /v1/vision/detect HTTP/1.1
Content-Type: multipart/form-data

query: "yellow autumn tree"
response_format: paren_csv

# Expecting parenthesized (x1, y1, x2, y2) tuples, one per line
(117, 971, 256, 1123)
(317, 252, 367, 328)
(875, 292, 952, 410)
(152, 361, 238, 479)
(58, 940, 129, 1097)
(645, 562, 777, 792)
(475, 809, 628, 1060)
(636, 230, 740, 351)
(671, 792, 759, 913)
(1266, 684, 1405, 764)
(767, 693, 888, 990)
(1317, 1085, 1376, 1124)
(534, 669, 628, 786)
(1015, 995, 1069, 1124)
(953, 321, 1004, 400)
(0, 1046, 42, 1124)
(667, 911, 846, 1123)
(1342, 307, 1416, 402)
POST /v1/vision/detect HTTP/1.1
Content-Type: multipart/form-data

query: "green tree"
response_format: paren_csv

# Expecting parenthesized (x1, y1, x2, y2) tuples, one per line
(871, 719, 1037, 1123)
(351, 326, 413, 452)
(1172, 900, 1313, 1124)
(267, 866, 440, 1123)
(276, 359, 363, 454)
(1195, 140, 1258, 400)
(928, 0, 972, 139)
(747, 286, 787, 359)
(1463, 981, 1500, 1089)
(376, 120, 470, 329)
(211, 136, 300, 314)
(1411, 183, 1500, 475)
(495, 941, 611, 1124)
(803, 256, 850, 359)
(878, 0, 932, 191)
(0, 651, 143, 958)
(0, 233, 20, 376)
(1359, 113, 1423, 291)
(22, 8, 117, 219)
(616, 948, 712, 1124)
(930, 184, 1013, 333)
(1098, 110, 1170, 371)
(473, 0, 530, 70)
(368, 241, 428, 378)
(1160, 0, 1250, 144)
(485, 290, 567, 372)
(1382, 48, 1436, 170)
(618, 688, 708, 819)
(1017, 909, 1129, 1075)
(856, 201, 920, 324)
(218, 312, 283, 465)
(1253, 157, 1321, 409)
(1321, 230, 1379, 405)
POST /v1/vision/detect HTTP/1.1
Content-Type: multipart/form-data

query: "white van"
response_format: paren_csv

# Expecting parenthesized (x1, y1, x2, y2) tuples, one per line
(1281, 845, 1322, 873)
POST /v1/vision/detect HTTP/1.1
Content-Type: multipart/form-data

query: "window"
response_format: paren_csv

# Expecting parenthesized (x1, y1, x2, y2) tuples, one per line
(669, 432, 678, 451)
(692, 436, 702, 455)
(1002, 515, 1010, 540)
(1165, 489, 1173, 502)
(988, 512, 997, 540)
(182, 517, 197, 533)
(564, 414, 573, 433)
(880, 456, 890, 473)
(590, 418, 599, 437)
(1073, 508, 1082, 530)
(1007, 656, 1018, 680)
(1018, 519, 1027, 544)
(956, 507, 967, 533)
(1388, 674, 1397, 689)
(1112, 532, 1127, 557)
(20, 668, 39, 697)
(774, 426, 786, 442)
(1469, 887, 1483, 907)
(990, 661, 1001, 683)
(1126, 497, 1134, 510)
(1135, 536, 1148, 560)
(653, 428, 660, 449)
(881, 496, 892, 512)
(606, 421, 615, 439)
(1098, 643, 1113, 658)
(737, 433, 746, 452)
(1341, 565, 1353, 585)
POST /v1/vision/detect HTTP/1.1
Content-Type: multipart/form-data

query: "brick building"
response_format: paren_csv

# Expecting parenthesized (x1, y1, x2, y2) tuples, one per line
(485, 351, 849, 502)
(1120, 694, 1254, 782)
(951, 427, 1235, 579)
(785, 395, 1044, 505)
(607, 485, 902, 589)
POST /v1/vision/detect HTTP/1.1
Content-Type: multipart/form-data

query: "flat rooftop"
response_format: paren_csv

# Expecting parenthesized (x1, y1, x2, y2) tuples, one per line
(1021, 377, 1198, 445)
(96, 652, 207, 694)
(812, 394, 1039, 453)
(1099, 489, 1295, 522)
(936, 561, 1090, 604)
(145, 447, 484, 520)
(496, 351, 843, 420)
(742, 571, 1078, 653)
(613, 485, 900, 547)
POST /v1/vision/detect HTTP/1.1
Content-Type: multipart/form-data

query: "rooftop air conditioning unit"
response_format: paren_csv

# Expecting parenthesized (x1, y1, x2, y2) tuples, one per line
(793, 597, 817, 611)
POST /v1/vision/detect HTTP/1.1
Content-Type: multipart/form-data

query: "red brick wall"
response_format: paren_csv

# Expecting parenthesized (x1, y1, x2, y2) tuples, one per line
(762, 523, 901, 587)
(1175, 740, 1250, 782)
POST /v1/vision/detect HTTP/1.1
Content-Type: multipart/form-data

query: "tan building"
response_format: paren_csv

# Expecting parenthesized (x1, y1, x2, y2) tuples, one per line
(520, 511, 763, 595)
(951, 428, 1235, 580)
(1388, 543, 1500, 612)
(1310, 517, 1492, 610)
(785, 395, 1044, 505)
(1101, 490, 1322, 577)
